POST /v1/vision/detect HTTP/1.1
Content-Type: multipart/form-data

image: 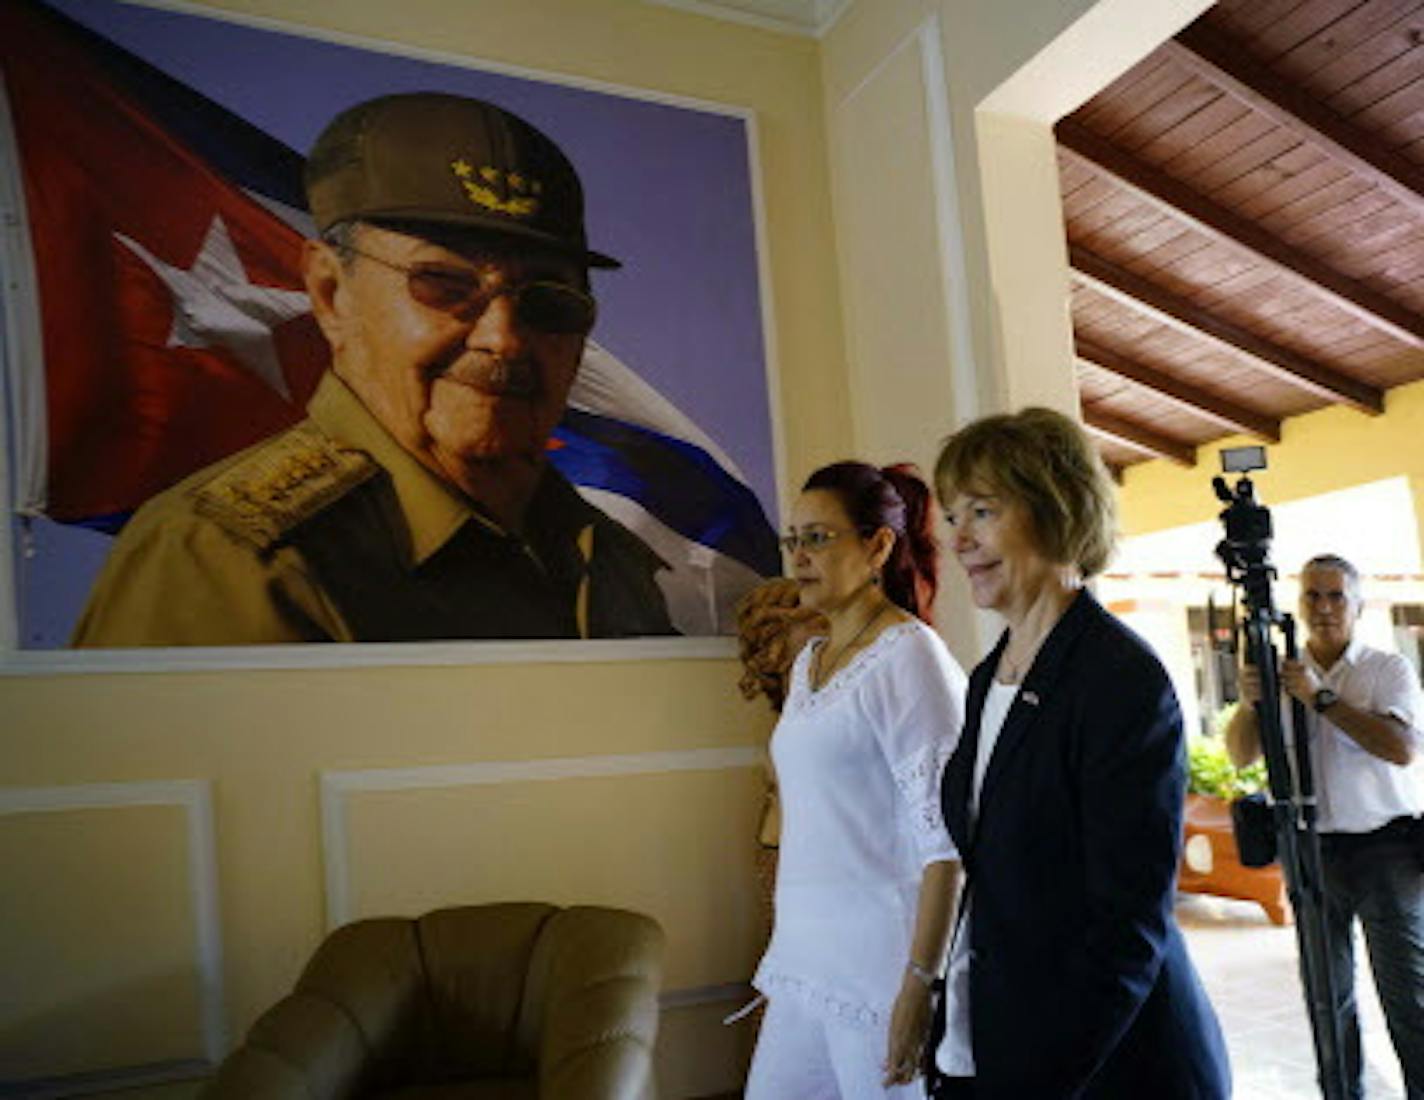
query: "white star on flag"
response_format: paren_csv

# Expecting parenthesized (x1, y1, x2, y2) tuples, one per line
(116, 214, 310, 401)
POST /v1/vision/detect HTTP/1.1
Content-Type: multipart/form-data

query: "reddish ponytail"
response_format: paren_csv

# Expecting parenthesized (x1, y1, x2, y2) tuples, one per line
(880, 463, 939, 624)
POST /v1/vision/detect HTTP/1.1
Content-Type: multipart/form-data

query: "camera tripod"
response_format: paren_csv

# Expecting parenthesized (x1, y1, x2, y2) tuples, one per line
(1215, 465, 1348, 1099)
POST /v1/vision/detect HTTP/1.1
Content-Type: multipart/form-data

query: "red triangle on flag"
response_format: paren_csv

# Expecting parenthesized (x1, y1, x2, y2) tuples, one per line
(1, 0, 328, 523)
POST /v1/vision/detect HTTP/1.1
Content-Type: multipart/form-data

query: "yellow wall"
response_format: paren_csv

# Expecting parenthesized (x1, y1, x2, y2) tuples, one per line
(1120, 379, 1424, 552)
(1, 0, 1253, 1095)
(0, 1, 840, 1094)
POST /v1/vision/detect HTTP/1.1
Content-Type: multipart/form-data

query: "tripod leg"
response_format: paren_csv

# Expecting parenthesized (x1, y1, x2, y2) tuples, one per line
(1302, 866, 1363, 1100)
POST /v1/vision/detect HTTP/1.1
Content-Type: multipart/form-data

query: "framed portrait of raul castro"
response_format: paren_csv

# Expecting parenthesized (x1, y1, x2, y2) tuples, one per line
(0, 0, 783, 672)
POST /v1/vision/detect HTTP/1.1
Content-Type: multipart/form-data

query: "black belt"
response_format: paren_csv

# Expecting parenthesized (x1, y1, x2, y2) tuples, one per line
(1320, 815, 1420, 854)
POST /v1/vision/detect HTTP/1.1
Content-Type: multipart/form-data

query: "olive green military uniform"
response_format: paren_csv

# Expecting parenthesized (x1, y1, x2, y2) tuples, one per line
(72, 373, 674, 646)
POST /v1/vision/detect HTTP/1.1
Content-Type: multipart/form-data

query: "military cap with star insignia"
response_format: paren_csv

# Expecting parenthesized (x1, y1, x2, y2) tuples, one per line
(304, 91, 619, 269)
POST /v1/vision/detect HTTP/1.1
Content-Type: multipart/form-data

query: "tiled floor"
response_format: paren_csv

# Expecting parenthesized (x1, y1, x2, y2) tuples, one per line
(1179, 892, 1405, 1099)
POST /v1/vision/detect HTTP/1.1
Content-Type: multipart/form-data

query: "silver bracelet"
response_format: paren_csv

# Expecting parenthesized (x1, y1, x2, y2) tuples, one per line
(906, 960, 936, 988)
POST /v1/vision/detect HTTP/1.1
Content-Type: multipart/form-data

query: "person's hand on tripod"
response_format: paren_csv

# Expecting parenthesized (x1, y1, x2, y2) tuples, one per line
(1280, 659, 1321, 706)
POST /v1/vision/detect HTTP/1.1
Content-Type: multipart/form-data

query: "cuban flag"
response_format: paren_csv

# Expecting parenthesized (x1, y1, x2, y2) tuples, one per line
(0, 0, 778, 638)
(559, 343, 779, 634)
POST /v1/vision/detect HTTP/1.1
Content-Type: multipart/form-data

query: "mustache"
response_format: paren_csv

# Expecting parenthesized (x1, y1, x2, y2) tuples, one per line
(436, 355, 539, 398)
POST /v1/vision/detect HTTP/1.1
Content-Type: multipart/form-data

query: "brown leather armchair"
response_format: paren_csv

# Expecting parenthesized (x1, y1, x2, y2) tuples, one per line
(202, 903, 664, 1100)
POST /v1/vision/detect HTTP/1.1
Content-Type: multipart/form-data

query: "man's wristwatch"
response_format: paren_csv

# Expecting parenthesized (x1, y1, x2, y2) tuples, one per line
(1313, 687, 1339, 714)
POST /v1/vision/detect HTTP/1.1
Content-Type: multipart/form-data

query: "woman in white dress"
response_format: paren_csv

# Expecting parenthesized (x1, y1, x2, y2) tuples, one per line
(747, 461, 967, 1100)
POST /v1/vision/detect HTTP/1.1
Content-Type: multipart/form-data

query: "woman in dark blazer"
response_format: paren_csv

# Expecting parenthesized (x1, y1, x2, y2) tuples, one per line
(927, 407, 1230, 1099)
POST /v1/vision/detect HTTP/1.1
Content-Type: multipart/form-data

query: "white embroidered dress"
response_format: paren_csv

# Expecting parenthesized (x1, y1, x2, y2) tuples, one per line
(753, 619, 966, 1030)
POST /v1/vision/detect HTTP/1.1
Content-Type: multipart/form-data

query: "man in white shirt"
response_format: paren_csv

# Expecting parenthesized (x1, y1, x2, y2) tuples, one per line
(1227, 553, 1424, 1099)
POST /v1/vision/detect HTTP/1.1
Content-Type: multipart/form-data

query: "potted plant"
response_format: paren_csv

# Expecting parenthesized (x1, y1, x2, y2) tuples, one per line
(1187, 729, 1267, 802)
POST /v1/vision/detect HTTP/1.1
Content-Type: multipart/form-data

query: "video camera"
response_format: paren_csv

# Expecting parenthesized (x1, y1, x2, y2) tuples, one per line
(1212, 445, 1273, 601)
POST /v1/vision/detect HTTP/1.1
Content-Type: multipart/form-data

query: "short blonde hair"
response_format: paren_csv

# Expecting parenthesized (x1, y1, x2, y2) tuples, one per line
(934, 407, 1117, 578)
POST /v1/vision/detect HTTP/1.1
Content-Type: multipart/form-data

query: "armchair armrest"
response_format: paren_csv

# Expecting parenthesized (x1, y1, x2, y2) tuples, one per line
(202, 918, 427, 1100)
(522, 907, 665, 1100)
(200, 993, 366, 1100)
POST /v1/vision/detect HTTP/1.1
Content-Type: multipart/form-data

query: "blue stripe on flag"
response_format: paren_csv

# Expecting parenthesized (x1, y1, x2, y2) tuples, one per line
(551, 409, 779, 577)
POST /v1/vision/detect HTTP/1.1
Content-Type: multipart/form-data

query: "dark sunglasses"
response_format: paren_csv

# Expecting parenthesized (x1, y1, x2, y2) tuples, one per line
(341, 245, 597, 335)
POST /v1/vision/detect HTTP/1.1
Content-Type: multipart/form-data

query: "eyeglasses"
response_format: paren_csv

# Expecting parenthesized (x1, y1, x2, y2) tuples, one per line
(780, 528, 861, 554)
(340, 245, 597, 335)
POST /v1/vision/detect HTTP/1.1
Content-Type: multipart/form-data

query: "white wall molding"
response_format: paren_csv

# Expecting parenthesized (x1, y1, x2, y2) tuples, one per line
(917, 15, 982, 432)
(319, 746, 760, 930)
(0, 779, 227, 1066)
(642, 0, 851, 38)
(1, 635, 736, 677)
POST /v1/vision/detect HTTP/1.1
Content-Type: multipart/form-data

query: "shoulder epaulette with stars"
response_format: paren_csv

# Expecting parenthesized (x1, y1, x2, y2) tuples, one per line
(192, 422, 379, 550)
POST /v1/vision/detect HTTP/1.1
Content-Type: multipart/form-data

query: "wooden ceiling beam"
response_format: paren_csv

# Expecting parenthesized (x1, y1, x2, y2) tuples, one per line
(1075, 337, 1282, 442)
(1165, 22, 1424, 223)
(1069, 245, 1384, 414)
(1057, 118, 1424, 349)
(1082, 407, 1197, 467)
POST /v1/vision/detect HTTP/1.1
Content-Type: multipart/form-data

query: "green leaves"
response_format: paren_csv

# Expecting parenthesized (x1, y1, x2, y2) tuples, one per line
(1187, 733, 1267, 800)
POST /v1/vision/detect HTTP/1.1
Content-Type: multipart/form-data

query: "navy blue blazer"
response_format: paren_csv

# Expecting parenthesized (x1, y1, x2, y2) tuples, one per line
(934, 590, 1230, 1099)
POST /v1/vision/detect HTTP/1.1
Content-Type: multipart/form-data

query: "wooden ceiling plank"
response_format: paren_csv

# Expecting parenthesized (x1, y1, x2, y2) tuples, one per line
(1056, 119, 1424, 348)
(1379, 109, 1424, 153)
(1093, 391, 1206, 441)
(1161, 112, 1278, 183)
(1241, 152, 1358, 209)
(1273, 1, 1424, 88)
(1139, 96, 1253, 166)
(1230, 159, 1354, 221)
(1115, 218, 1194, 262)
(1275, 183, 1394, 246)
(1061, 176, 1125, 220)
(1355, 75, 1424, 130)
(1087, 64, 1196, 138)
(1076, 337, 1282, 441)
(1133, 231, 1214, 276)
(1318, 218, 1424, 272)
(1080, 206, 1171, 255)
(1081, 407, 1197, 467)
(1157, 239, 1254, 288)
(1326, 31, 1424, 117)
(1166, 22, 1424, 220)
(1068, 189, 1148, 238)
(1078, 54, 1175, 129)
(1249, 0, 1360, 61)
(1191, 265, 1288, 312)
(1206, 0, 1312, 42)
(1375, 248, 1424, 293)
(1069, 244, 1385, 413)
(1109, 76, 1224, 154)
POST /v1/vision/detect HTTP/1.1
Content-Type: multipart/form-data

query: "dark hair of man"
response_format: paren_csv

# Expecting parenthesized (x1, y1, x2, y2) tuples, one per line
(934, 406, 1117, 578)
(803, 461, 939, 624)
